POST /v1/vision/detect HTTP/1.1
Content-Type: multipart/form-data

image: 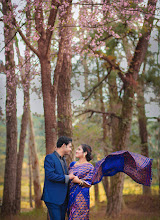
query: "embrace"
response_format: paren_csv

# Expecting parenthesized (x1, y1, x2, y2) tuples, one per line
(41, 136, 152, 220)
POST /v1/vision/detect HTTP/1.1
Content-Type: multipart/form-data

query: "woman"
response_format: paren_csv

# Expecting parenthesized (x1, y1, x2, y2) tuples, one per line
(68, 144, 153, 220)
(68, 144, 93, 220)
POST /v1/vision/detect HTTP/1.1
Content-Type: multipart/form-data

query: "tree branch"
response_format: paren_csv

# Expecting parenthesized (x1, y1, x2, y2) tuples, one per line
(75, 109, 121, 119)
(45, 0, 60, 56)
(127, 0, 158, 82)
(15, 24, 40, 58)
(147, 117, 160, 121)
(88, 46, 126, 83)
(84, 68, 112, 102)
(0, 60, 5, 73)
(35, 0, 45, 36)
(5, 2, 40, 58)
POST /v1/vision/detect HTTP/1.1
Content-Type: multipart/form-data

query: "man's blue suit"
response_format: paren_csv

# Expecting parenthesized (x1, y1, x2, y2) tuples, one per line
(41, 151, 69, 220)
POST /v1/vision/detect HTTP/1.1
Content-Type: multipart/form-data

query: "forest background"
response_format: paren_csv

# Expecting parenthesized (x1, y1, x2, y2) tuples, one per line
(0, 0, 160, 219)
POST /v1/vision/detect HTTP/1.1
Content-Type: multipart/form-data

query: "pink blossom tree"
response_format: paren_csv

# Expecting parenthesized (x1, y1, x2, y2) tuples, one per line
(73, 0, 158, 216)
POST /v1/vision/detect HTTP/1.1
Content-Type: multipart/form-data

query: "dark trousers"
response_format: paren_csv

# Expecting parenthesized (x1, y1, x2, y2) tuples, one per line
(45, 198, 68, 220)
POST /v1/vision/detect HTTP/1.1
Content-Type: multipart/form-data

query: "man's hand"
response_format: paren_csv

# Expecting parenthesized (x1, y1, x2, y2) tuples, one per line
(69, 173, 75, 180)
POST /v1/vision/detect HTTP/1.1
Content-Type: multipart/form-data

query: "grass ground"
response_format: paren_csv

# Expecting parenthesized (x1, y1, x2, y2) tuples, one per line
(90, 195, 160, 220)
(0, 195, 159, 220)
(0, 174, 159, 219)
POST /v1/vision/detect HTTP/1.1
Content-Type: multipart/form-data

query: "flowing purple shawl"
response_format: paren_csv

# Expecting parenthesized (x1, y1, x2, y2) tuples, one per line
(92, 150, 152, 186)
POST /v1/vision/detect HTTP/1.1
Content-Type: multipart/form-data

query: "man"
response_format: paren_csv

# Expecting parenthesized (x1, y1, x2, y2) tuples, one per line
(41, 136, 75, 220)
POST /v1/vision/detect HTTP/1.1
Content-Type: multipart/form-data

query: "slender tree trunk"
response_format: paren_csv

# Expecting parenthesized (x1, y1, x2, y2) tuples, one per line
(28, 143, 33, 208)
(106, 71, 123, 217)
(29, 112, 42, 209)
(1, 0, 17, 216)
(82, 56, 90, 108)
(15, 89, 29, 212)
(101, 122, 110, 198)
(97, 60, 110, 198)
(122, 37, 133, 66)
(15, 8, 31, 212)
(102, 177, 110, 199)
(137, 67, 151, 195)
(158, 119, 160, 199)
(92, 161, 100, 203)
(94, 184, 99, 204)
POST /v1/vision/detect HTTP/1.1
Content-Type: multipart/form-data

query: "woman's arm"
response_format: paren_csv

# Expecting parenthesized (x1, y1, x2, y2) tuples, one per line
(72, 176, 91, 188)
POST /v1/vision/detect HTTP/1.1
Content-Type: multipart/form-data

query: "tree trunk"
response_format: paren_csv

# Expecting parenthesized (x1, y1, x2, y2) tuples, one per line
(38, 1, 72, 155)
(158, 119, 160, 199)
(57, 1, 72, 138)
(123, 26, 151, 195)
(15, 89, 29, 212)
(57, 54, 72, 138)
(28, 143, 33, 208)
(106, 0, 157, 216)
(106, 71, 123, 216)
(11, 0, 60, 155)
(82, 56, 90, 108)
(94, 184, 99, 204)
(106, 173, 125, 217)
(38, 0, 73, 155)
(12, 1, 73, 155)
(102, 177, 110, 199)
(1, 0, 17, 216)
(92, 160, 100, 203)
(29, 112, 42, 209)
(15, 8, 31, 212)
(137, 68, 151, 195)
(57, 1, 73, 164)
(40, 56, 57, 154)
(97, 60, 110, 198)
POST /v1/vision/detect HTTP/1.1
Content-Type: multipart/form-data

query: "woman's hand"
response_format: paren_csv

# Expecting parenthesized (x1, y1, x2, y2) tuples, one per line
(72, 176, 92, 188)
(72, 176, 81, 184)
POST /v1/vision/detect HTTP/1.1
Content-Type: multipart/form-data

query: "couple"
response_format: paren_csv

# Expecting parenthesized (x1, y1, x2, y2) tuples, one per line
(41, 136, 153, 220)
(41, 136, 93, 220)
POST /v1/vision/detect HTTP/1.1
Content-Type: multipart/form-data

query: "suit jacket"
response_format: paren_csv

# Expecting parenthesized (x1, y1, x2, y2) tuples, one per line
(41, 152, 69, 205)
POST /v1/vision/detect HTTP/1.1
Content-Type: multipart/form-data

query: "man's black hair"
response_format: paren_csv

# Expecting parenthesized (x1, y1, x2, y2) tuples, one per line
(56, 136, 72, 148)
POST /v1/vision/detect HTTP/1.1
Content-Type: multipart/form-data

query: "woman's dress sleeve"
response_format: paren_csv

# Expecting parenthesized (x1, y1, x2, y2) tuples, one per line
(81, 164, 94, 186)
